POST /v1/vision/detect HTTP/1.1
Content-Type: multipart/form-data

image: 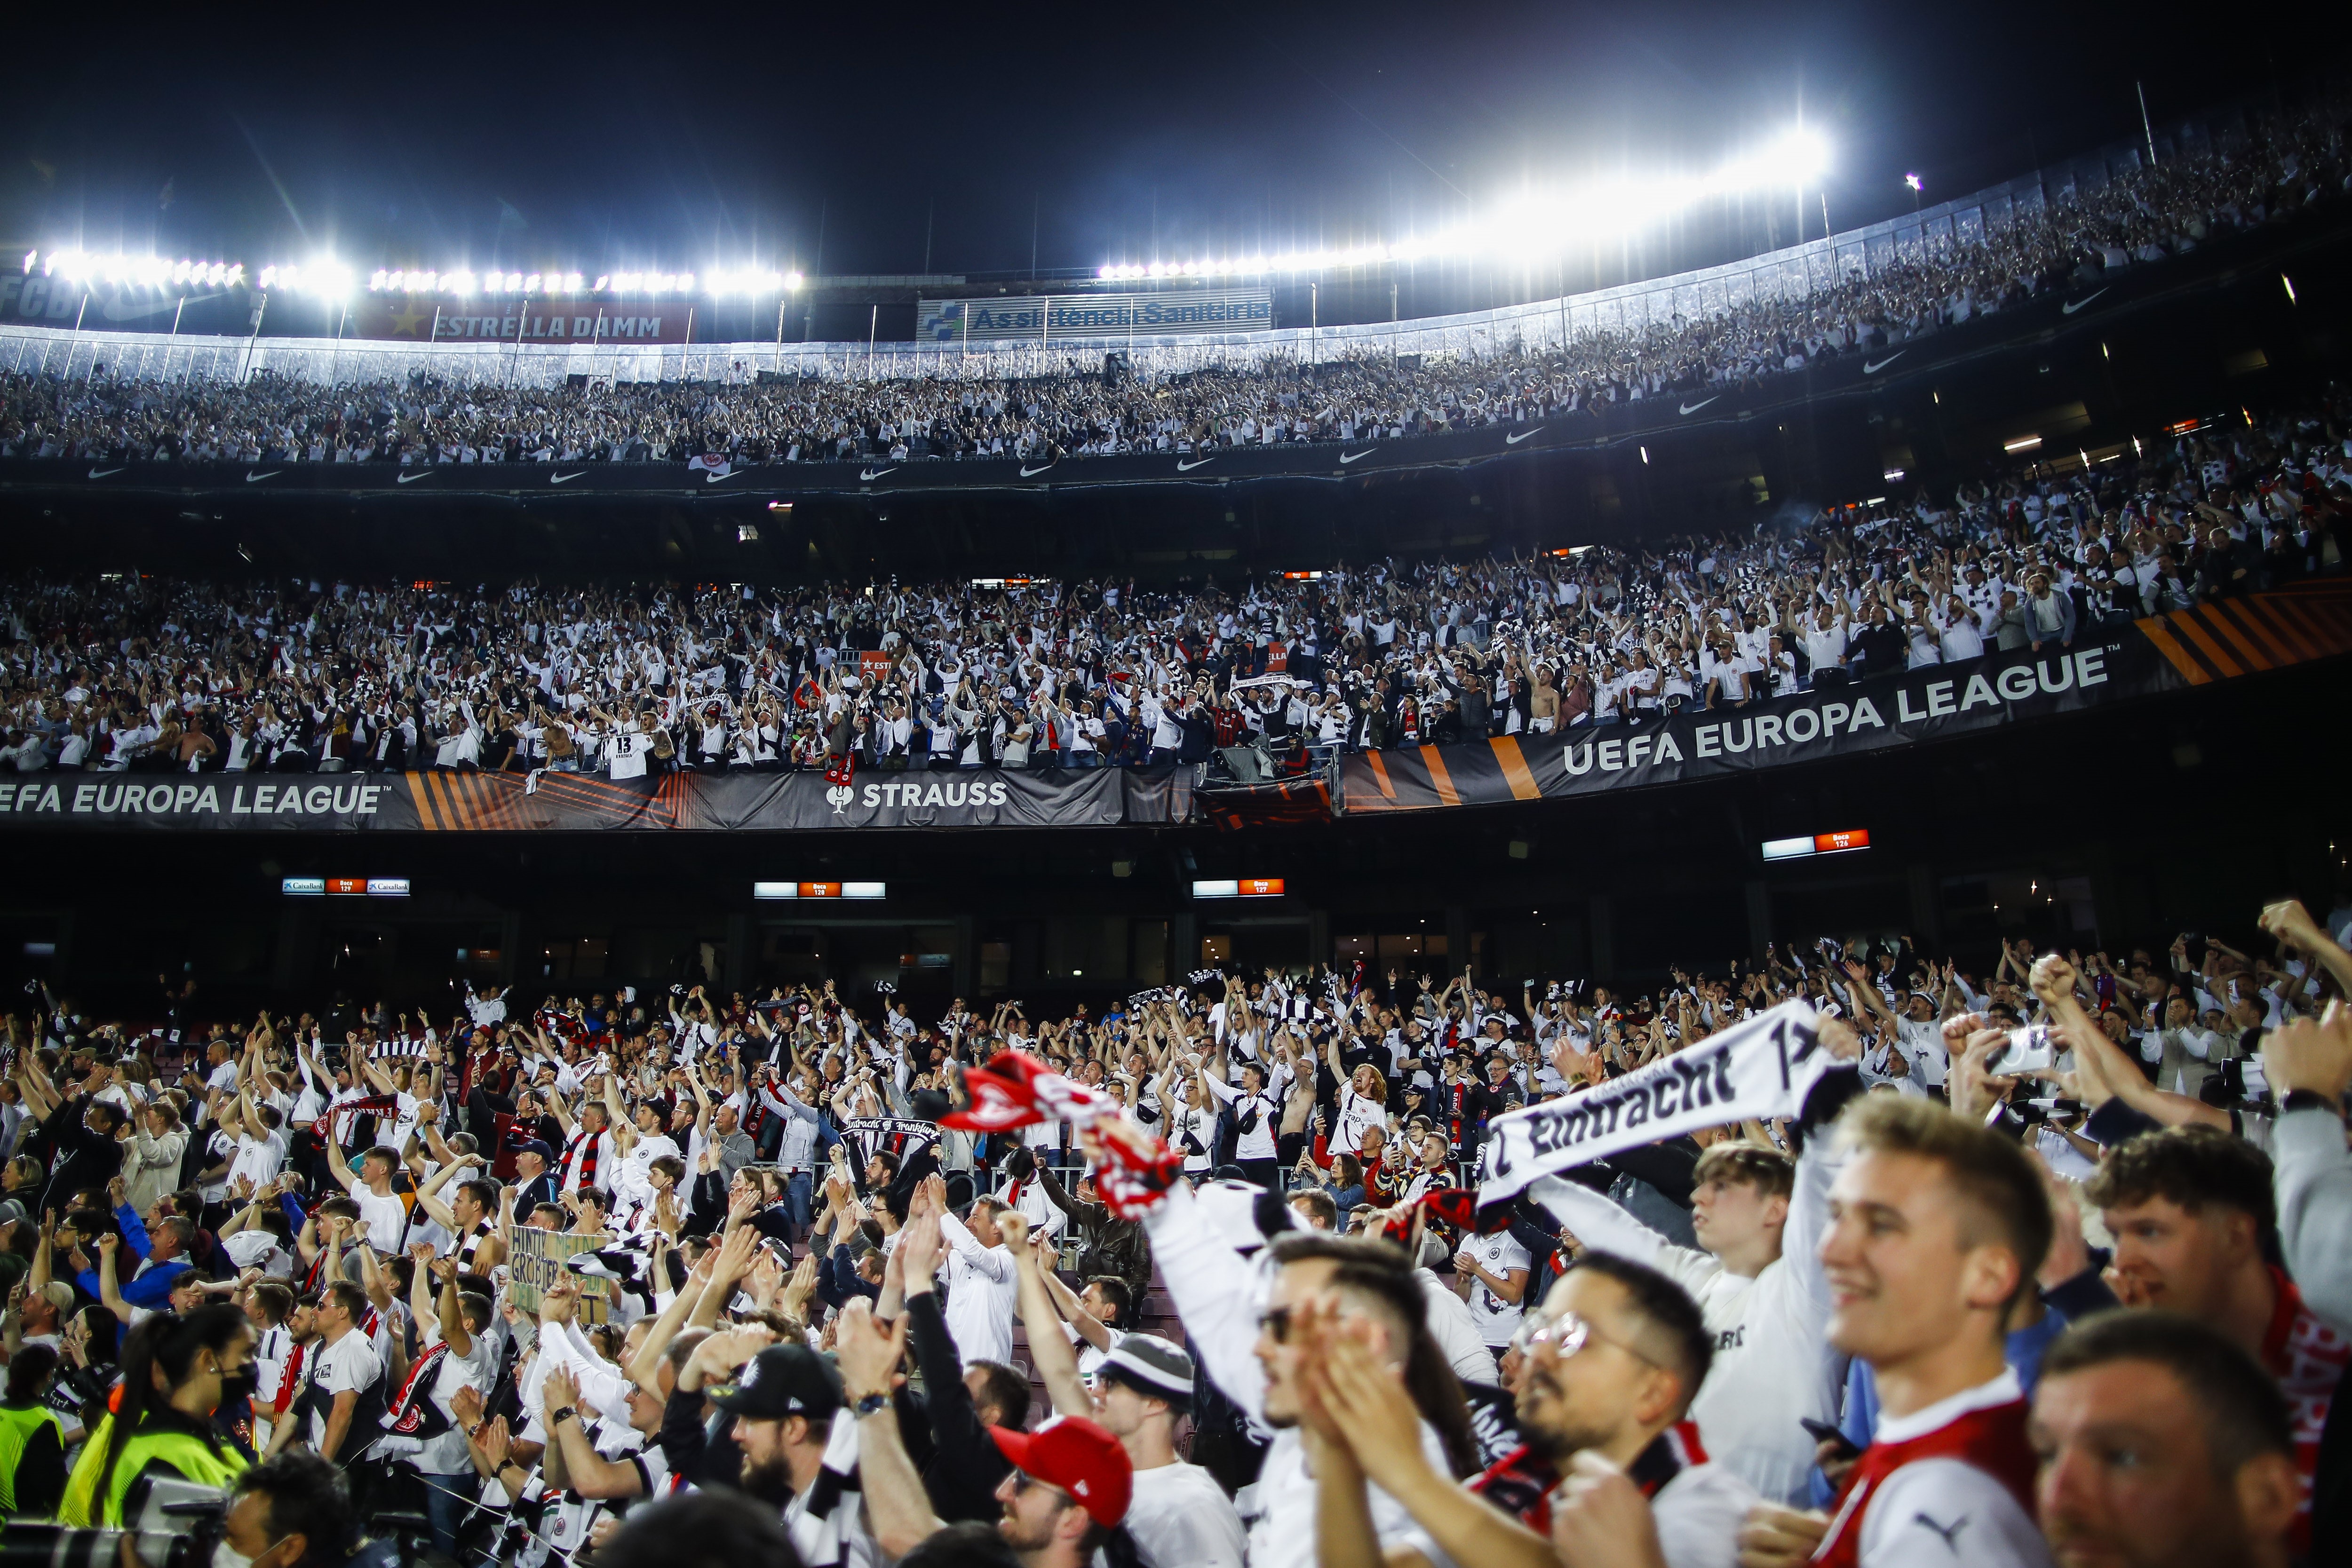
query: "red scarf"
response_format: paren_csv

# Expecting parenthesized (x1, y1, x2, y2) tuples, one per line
(271, 1338, 307, 1416)
(564, 1128, 604, 1191)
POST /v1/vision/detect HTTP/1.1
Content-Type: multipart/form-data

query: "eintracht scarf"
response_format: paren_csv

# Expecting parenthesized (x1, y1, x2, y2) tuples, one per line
(1478, 1001, 1828, 1203)
(383, 1340, 453, 1439)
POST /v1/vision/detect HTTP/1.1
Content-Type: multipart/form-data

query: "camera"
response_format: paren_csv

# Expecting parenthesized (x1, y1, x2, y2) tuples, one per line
(0, 1479, 229, 1568)
(1990, 1025, 2056, 1077)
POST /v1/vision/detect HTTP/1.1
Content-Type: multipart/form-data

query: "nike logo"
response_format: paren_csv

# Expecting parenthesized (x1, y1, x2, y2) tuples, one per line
(1339, 450, 1377, 465)
(1018, 462, 1056, 477)
(395, 470, 433, 484)
(1504, 426, 1544, 445)
(87, 467, 124, 479)
(703, 469, 741, 483)
(2061, 288, 2108, 315)
(549, 471, 587, 484)
(1910, 1512, 1968, 1551)
(1678, 397, 1718, 416)
(860, 467, 899, 482)
(1863, 350, 1906, 374)
(244, 470, 280, 483)
(1176, 457, 1216, 471)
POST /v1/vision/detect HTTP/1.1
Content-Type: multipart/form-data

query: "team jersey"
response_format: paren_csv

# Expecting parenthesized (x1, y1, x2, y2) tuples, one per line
(1458, 1230, 1531, 1347)
(1814, 1369, 2049, 1568)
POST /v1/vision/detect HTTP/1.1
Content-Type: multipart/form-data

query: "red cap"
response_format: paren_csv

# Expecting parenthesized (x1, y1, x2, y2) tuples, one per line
(988, 1416, 1133, 1528)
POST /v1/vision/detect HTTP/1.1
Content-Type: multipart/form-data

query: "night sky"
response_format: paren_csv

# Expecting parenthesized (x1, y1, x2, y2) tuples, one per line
(2, 2, 2339, 294)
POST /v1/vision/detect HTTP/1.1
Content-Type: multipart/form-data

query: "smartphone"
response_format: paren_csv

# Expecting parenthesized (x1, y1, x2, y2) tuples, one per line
(1991, 1025, 2056, 1077)
(1800, 1417, 1862, 1463)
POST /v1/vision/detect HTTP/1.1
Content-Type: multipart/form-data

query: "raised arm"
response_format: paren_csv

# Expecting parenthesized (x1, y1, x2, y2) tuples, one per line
(413, 1154, 465, 1232)
(1002, 1213, 1091, 1420)
(320, 1114, 362, 1194)
(2034, 956, 2227, 1132)
(2261, 900, 2352, 1000)
(830, 1303, 939, 1559)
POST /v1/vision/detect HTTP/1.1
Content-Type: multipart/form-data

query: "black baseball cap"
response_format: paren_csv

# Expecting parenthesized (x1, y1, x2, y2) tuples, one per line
(710, 1343, 842, 1423)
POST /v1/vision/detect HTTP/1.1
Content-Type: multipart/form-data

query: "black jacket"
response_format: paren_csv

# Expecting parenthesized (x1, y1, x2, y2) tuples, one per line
(1034, 1162, 1153, 1297)
(1847, 620, 1907, 678)
(39, 1098, 124, 1214)
(900, 1289, 1012, 1522)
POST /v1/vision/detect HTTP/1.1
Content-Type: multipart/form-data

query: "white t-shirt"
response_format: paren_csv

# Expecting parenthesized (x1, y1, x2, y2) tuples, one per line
(1459, 1231, 1532, 1347)
(412, 1325, 503, 1475)
(381, 1091, 422, 1157)
(198, 1129, 238, 1203)
(230, 1129, 289, 1189)
(1167, 1101, 1216, 1173)
(351, 1186, 413, 1251)
(1418, 1268, 1504, 1384)
(1653, 1460, 1762, 1568)
(615, 1131, 682, 1207)
(1893, 1019, 1949, 1090)
(252, 1323, 302, 1417)
(1333, 1086, 1385, 1156)
(307, 1330, 384, 1453)
(1122, 1461, 1247, 1568)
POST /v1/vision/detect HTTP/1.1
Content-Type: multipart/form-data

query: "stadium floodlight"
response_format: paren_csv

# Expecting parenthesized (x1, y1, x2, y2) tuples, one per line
(594, 274, 611, 291)
(707, 267, 794, 295)
(1905, 173, 1924, 192)
(524, 272, 543, 292)
(257, 259, 355, 295)
(1703, 128, 1830, 194)
(1100, 125, 1833, 276)
(39, 249, 249, 290)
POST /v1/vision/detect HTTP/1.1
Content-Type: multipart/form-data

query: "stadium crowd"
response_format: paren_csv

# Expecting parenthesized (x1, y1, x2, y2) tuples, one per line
(1, 107, 2346, 471)
(3, 384, 2349, 781)
(2, 886, 2351, 1568)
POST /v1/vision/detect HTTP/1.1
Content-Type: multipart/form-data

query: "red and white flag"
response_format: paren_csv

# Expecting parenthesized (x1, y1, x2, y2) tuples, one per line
(944, 1051, 1180, 1218)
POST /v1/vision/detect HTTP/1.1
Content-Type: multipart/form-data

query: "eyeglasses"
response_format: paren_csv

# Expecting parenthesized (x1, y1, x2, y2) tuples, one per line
(1510, 1308, 1658, 1367)
(1010, 1470, 1073, 1508)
